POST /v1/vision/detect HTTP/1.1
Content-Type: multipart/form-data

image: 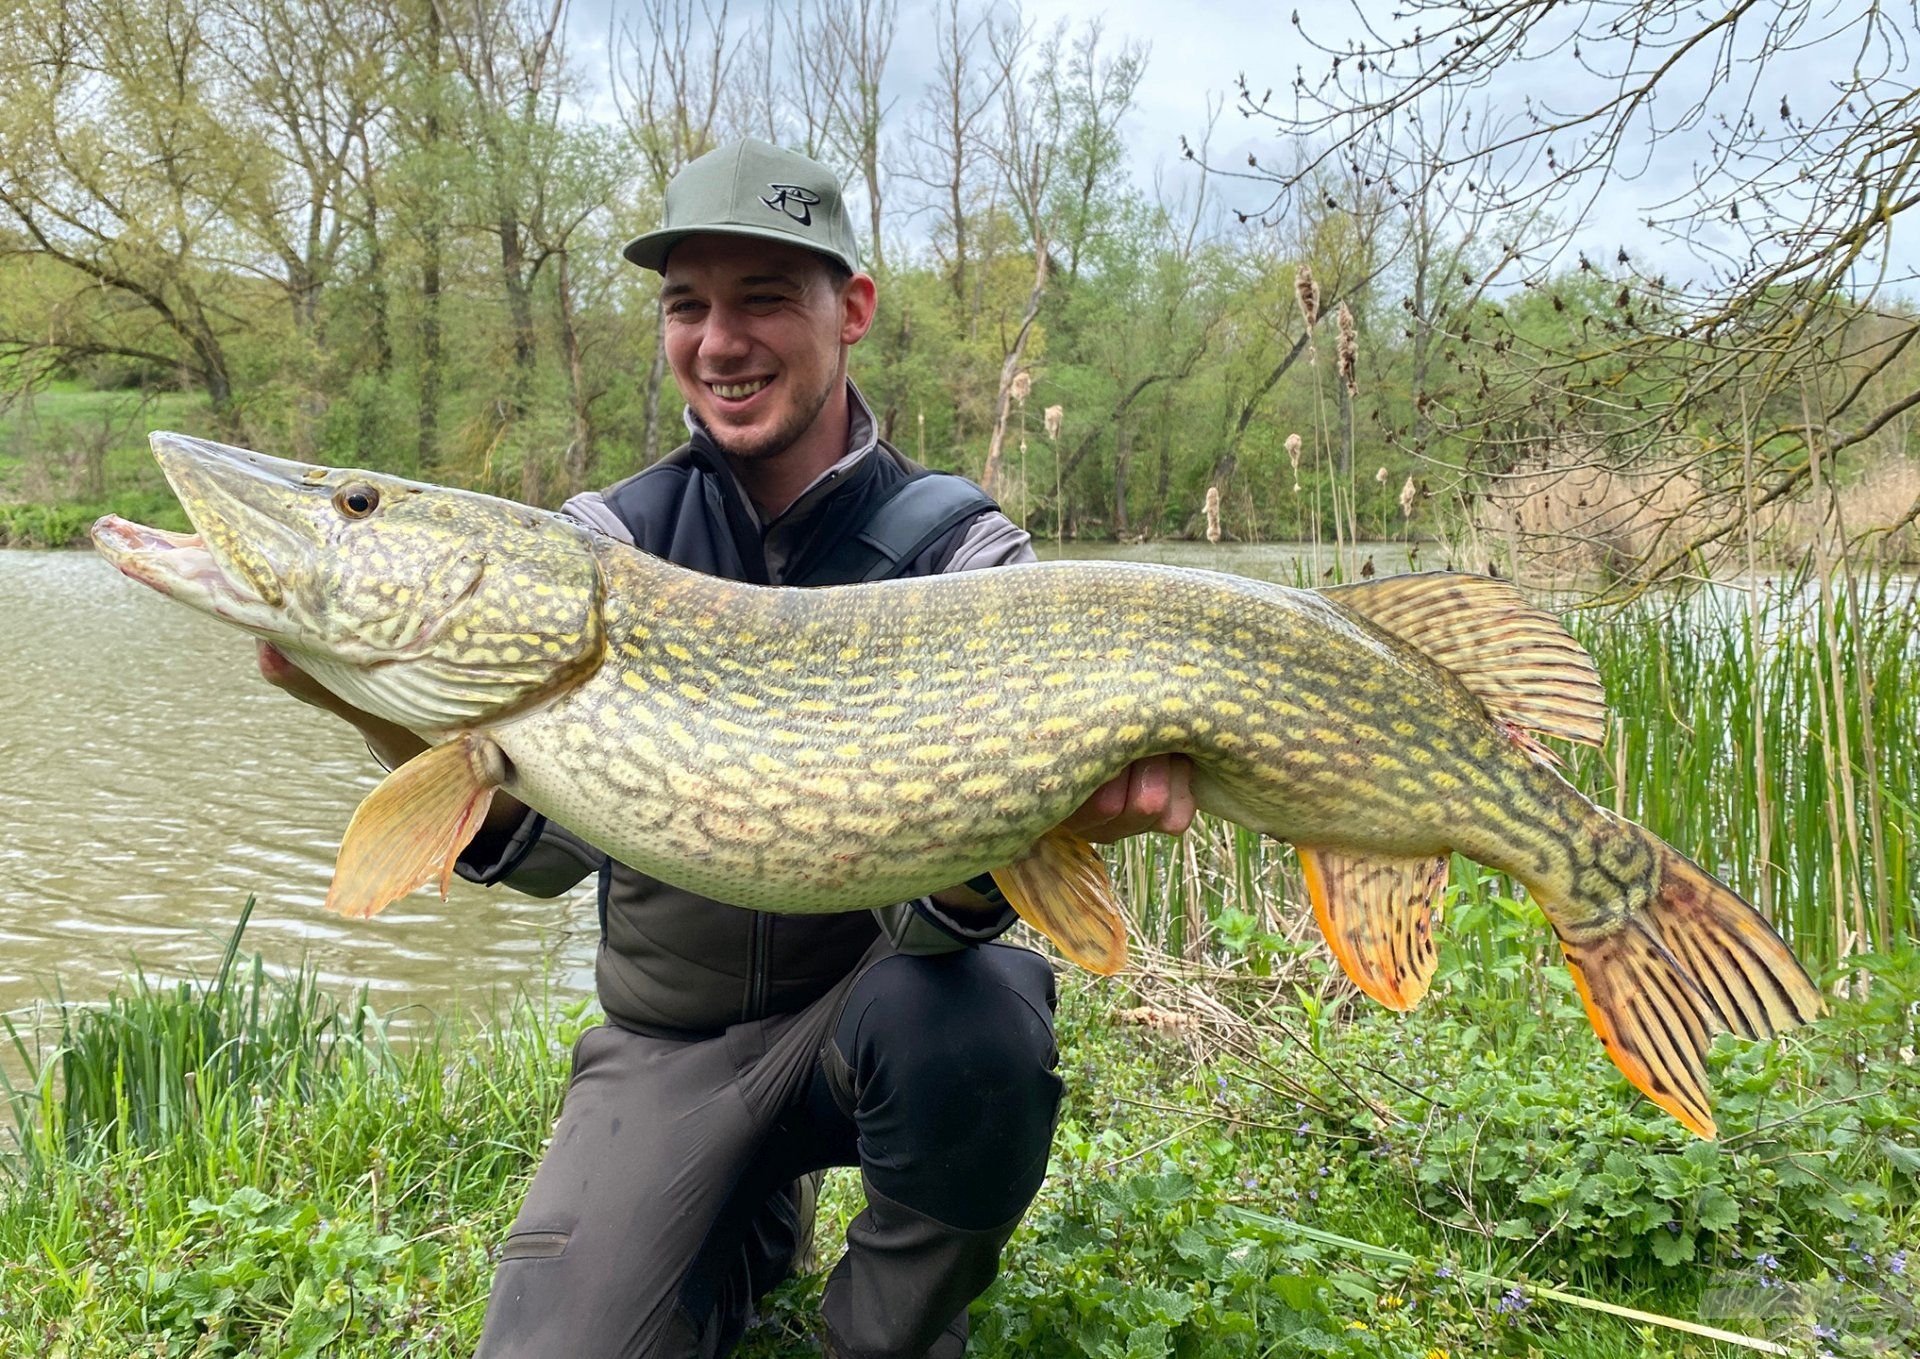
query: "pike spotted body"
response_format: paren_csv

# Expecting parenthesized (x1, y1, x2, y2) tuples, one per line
(93, 432, 1823, 1138)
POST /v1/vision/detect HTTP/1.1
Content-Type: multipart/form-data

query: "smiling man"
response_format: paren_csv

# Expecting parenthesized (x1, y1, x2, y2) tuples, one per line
(265, 138, 1193, 1359)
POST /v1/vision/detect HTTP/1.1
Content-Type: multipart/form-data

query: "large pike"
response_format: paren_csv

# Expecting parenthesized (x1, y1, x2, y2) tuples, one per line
(94, 432, 1822, 1137)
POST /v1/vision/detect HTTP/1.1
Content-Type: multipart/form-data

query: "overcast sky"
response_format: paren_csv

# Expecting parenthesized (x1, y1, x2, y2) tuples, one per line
(569, 0, 1917, 297)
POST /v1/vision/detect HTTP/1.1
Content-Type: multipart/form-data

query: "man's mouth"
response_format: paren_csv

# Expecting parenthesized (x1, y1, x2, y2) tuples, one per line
(707, 375, 774, 406)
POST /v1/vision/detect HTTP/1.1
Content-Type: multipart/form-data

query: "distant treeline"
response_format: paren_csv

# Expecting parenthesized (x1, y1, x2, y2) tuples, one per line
(1, 0, 1915, 559)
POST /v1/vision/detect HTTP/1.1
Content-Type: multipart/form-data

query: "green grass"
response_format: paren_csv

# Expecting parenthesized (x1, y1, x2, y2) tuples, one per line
(1, 900, 1913, 1358)
(0, 384, 206, 544)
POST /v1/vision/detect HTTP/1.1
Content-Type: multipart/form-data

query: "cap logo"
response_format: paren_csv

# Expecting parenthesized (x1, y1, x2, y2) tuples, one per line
(761, 183, 820, 227)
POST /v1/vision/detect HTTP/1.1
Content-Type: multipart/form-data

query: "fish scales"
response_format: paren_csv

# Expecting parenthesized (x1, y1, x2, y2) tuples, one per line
(498, 546, 1579, 913)
(92, 432, 1826, 1138)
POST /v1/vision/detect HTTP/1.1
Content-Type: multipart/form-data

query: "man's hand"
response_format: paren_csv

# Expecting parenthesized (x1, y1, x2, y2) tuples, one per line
(1059, 753, 1198, 844)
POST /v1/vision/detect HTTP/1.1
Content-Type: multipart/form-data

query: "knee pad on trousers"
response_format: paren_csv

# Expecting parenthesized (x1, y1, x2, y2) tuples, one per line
(832, 945, 1062, 1230)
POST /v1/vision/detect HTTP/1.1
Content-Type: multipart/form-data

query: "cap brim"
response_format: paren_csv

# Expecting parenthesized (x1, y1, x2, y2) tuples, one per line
(621, 223, 857, 275)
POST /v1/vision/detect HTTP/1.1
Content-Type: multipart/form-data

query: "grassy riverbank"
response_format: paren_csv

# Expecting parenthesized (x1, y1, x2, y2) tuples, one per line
(1, 918, 1914, 1358)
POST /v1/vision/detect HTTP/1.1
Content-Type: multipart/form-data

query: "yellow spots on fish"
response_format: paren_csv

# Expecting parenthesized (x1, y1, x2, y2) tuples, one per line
(1216, 699, 1245, 717)
(1157, 695, 1192, 714)
(1155, 724, 1187, 743)
(729, 692, 763, 710)
(912, 713, 945, 730)
(795, 698, 834, 713)
(1034, 715, 1076, 737)
(1042, 672, 1078, 689)
(910, 743, 957, 762)
(748, 752, 786, 775)
(1013, 751, 1052, 772)
(1430, 770, 1462, 791)
(896, 780, 938, 803)
(621, 670, 647, 692)
(1393, 719, 1418, 737)
(660, 643, 692, 664)
(1215, 731, 1243, 749)
(1049, 620, 1075, 634)
(768, 658, 797, 673)
(677, 683, 707, 703)
(1348, 698, 1376, 715)
(894, 667, 920, 683)
(801, 773, 850, 799)
(1372, 752, 1406, 772)
(664, 721, 695, 750)
(1254, 731, 1282, 749)
(872, 703, 906, 720)
(961, 773, 1010, 797)
(834, 742, 863, 758)
(963, 692, 997, 710)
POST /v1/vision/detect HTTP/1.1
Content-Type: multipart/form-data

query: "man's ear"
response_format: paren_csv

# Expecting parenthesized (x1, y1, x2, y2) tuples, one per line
(840, 273, 878, 346)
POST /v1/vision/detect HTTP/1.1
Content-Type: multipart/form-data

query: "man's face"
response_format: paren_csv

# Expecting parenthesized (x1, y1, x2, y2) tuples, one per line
(659, 235, 874, 462)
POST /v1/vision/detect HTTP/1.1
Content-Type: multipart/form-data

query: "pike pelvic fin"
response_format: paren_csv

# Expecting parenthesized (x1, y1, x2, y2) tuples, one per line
(1322, 572, 1607, 751)
(325, 733, 506, 920)
(993, 829, 1129, 975)
(1299, 848, 1449, 1011)
(1554, 826, 1823, 1140)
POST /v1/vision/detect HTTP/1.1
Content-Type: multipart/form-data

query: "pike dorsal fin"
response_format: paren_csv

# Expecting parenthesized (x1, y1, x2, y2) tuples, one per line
(325, 733, 505, 919)
(1322, 572, 1607, 750)
(992, 829, 1129, 975)
(1299, 848, 1449, 1011)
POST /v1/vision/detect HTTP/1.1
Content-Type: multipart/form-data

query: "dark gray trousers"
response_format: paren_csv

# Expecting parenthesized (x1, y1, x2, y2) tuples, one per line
(474, 942, 1062, 1359)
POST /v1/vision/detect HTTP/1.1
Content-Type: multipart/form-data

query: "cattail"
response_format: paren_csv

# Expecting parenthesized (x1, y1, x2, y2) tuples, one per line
(1285, 432, 1303, 470)
(1375, 465, 1388, 483)
(1010, 370, 1031, 404)
(1337, 301, 1358, 396)
(1295, 264, 1319, 329)
(1399, 474, 1418, 519)
(1204, 485, 1222, 543)
(1044, 404, 1063, 440)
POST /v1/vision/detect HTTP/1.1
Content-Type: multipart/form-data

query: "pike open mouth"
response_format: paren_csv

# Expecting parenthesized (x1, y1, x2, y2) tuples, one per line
(90, 515, 255, 609)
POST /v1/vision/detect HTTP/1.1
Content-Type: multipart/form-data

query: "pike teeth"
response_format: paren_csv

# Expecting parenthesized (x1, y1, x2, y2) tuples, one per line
(710, 377, 771, 399)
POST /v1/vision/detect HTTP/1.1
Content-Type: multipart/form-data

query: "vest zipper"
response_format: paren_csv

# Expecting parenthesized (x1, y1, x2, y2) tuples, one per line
(746, 912, 773, 1020)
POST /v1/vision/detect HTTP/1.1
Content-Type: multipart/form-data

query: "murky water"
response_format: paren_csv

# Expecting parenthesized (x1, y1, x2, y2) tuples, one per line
(0, 541, 1418, 1023)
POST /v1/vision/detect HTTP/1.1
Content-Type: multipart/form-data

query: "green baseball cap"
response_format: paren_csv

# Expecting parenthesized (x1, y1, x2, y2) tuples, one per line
(622, 139, 861, 275)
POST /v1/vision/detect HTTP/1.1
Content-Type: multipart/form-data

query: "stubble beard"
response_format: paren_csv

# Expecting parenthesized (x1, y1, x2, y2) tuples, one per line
(704, 369, 841, 464)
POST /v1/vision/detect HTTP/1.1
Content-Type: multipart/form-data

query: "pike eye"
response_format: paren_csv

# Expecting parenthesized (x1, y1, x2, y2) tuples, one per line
(334, 485, 380, 519)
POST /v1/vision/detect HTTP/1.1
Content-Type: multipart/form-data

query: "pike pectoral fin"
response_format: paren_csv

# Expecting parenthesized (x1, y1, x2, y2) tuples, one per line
(325, 733, 506, 919)
(993, 829, 1128, 975)
(1299, 848, 1448, 1011)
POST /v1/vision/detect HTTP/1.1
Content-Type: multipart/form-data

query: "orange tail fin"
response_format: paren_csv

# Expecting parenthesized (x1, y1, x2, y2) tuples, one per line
(1556, 830, 1822, 1138)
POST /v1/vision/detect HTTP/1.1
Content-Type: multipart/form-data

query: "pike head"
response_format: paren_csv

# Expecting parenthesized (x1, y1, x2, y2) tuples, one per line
(92, 432, 605, 735)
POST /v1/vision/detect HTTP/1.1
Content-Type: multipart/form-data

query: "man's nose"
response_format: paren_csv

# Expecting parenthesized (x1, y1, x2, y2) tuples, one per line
(698, 305, 753, 363)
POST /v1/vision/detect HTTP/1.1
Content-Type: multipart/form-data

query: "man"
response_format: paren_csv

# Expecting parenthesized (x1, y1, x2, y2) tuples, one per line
(263, 139, 1195, 1357)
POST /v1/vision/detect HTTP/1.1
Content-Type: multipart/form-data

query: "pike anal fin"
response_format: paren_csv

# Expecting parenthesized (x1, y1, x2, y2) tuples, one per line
(325, 733, 506, 920)
(993, 829, 1129, 975)
(1299, 848, 1448, 1011)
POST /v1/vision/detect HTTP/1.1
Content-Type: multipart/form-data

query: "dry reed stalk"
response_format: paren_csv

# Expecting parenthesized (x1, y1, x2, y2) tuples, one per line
(1739, 391, 1775, 923)
(1803, 385, 1868, 965)
(1336, 301, 1358, 397)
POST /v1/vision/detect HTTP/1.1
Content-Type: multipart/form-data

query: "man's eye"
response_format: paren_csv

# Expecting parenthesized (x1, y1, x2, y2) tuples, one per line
(665, 300, 703, 315)
(746, 294, 785, 306)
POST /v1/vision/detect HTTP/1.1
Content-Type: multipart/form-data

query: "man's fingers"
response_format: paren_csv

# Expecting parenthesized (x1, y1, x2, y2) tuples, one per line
(1158, 756, 1197, 835)
(1127, 755, 1172, 822)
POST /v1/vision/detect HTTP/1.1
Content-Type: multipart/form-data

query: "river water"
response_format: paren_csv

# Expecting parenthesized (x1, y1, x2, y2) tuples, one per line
(0, 539, 1415, 1025)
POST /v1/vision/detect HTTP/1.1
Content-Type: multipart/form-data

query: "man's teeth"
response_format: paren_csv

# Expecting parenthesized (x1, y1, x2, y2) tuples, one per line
(711, 378, 771, 399)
